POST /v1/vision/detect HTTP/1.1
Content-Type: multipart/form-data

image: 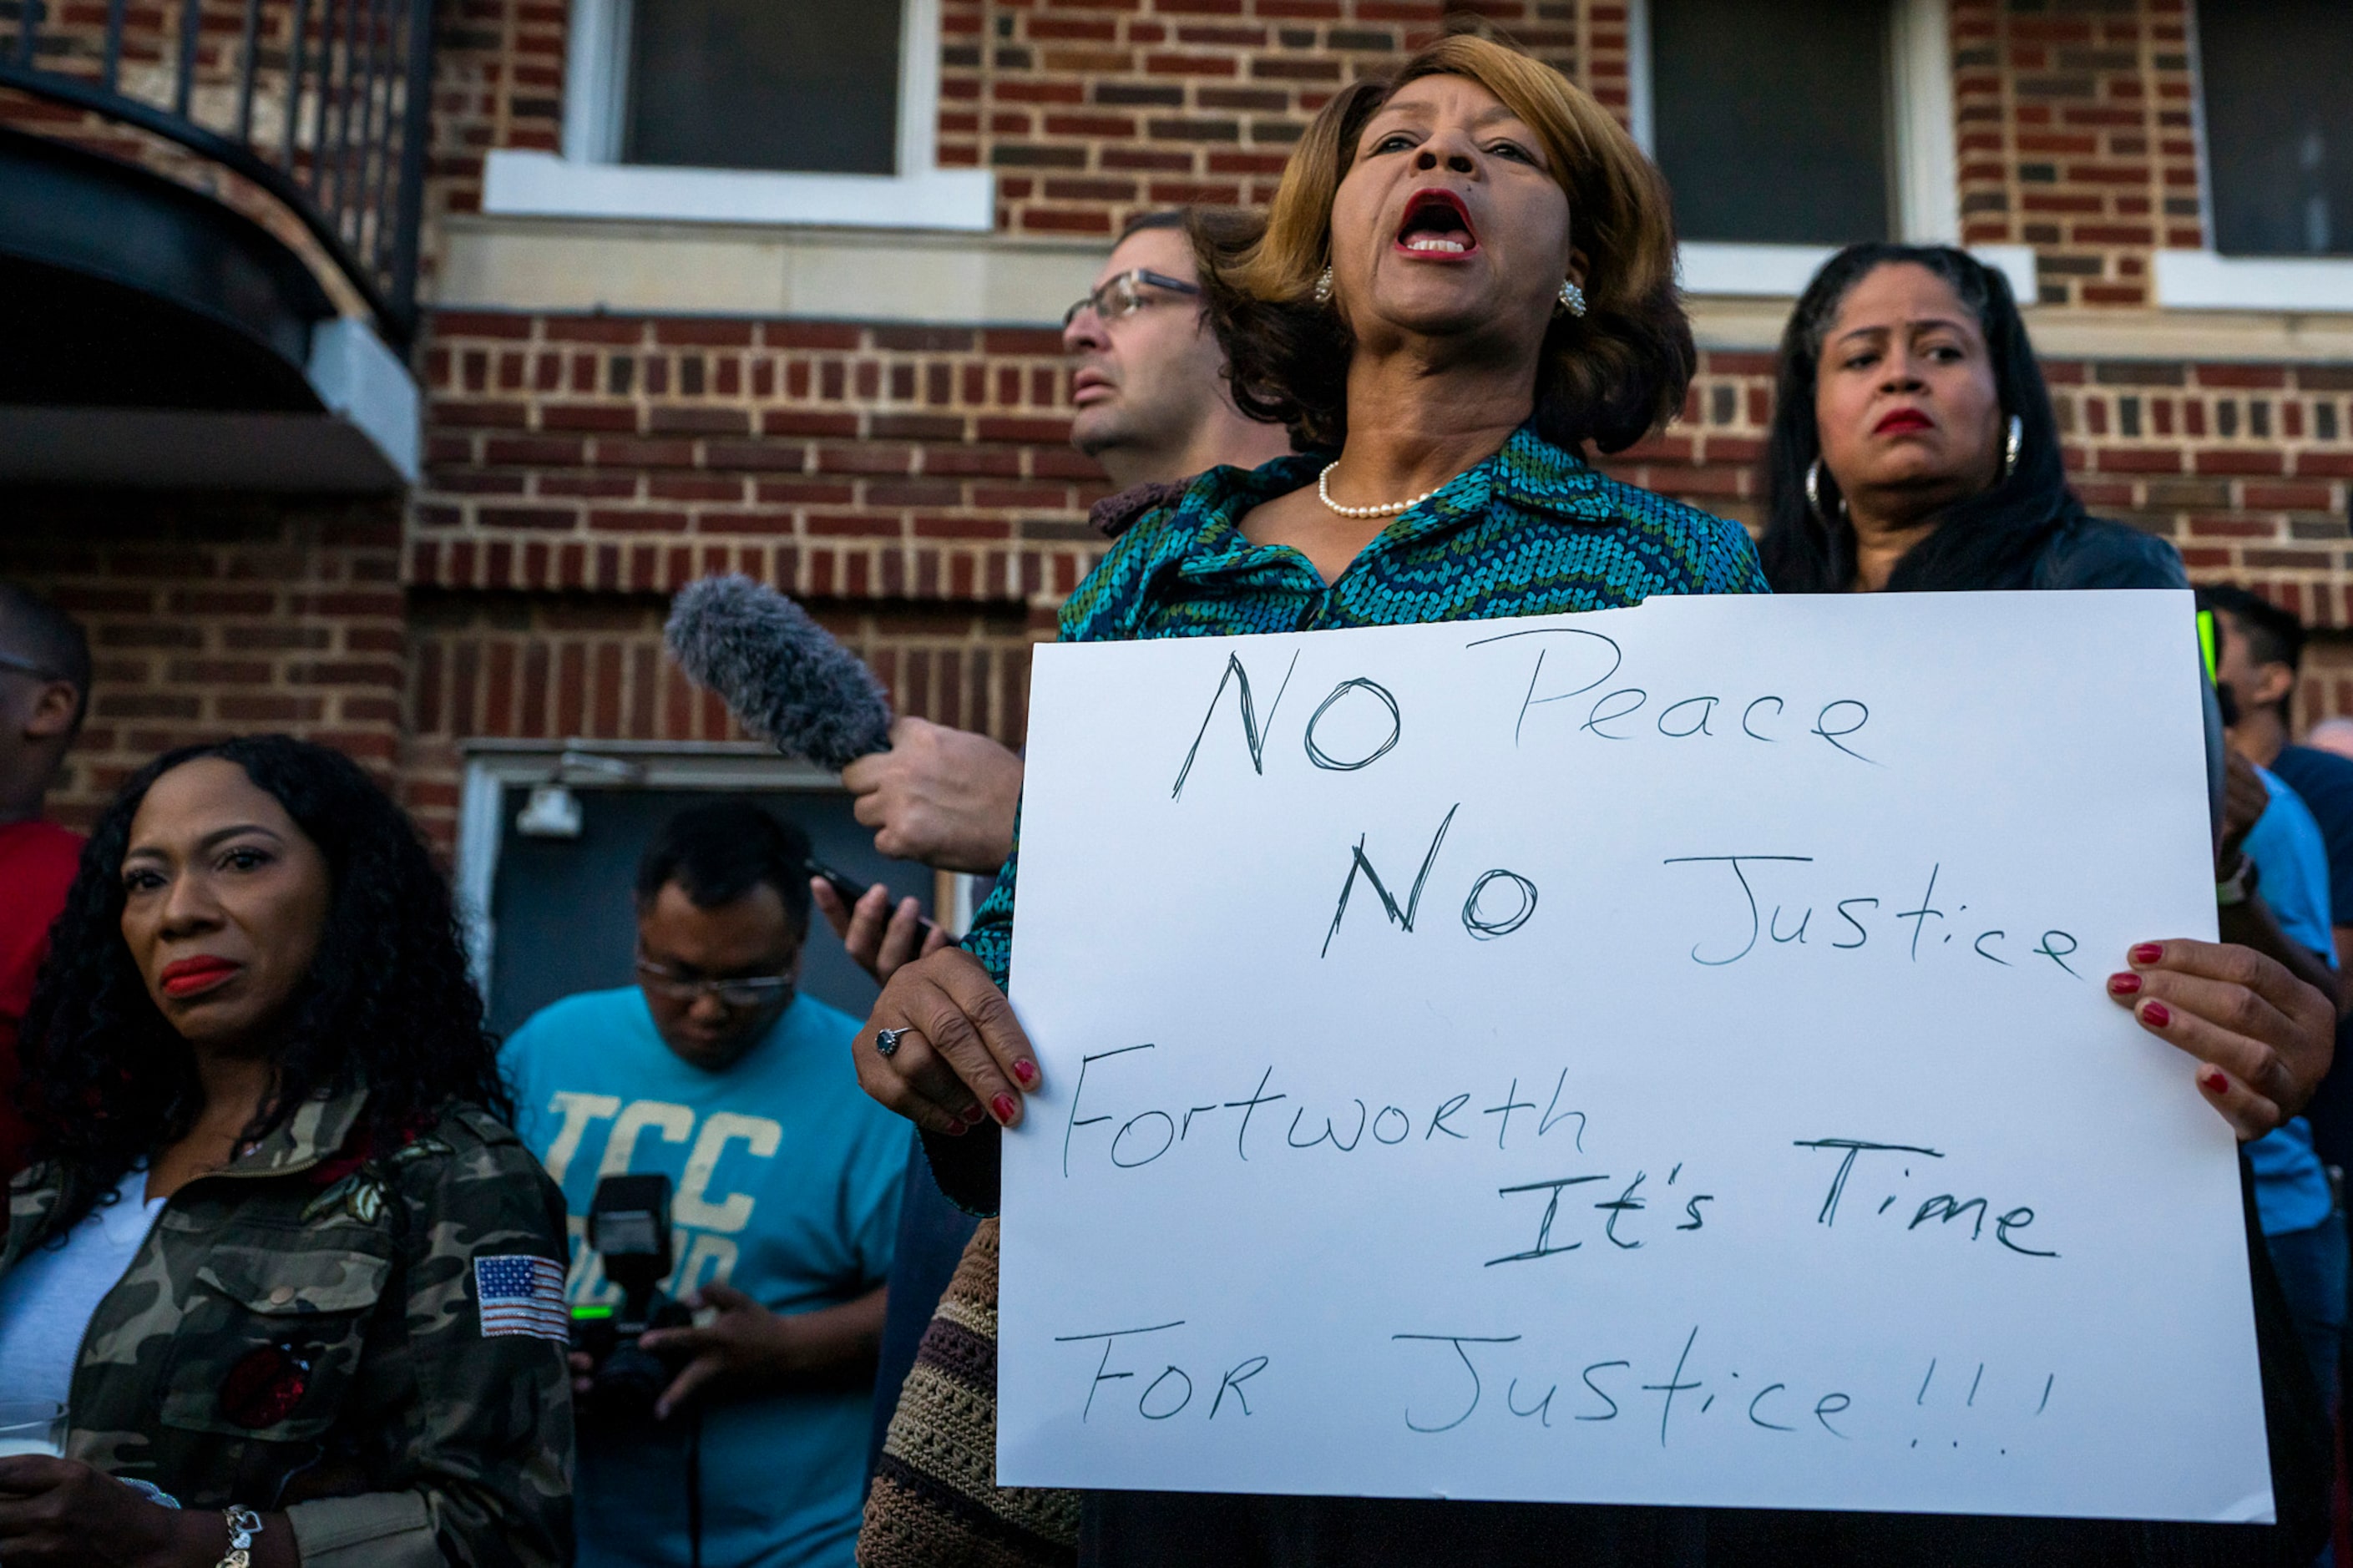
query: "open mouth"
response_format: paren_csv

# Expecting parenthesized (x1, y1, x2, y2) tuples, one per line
(1395, 189, 1478, 256)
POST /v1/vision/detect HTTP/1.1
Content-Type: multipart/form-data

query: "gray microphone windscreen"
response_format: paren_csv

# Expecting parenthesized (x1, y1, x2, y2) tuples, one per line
(664, 575, 893, 771)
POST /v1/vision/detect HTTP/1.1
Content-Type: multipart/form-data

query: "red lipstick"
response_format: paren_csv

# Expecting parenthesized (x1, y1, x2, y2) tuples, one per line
(1874, 407, 1934, 436)
(159, 956, 241, 998)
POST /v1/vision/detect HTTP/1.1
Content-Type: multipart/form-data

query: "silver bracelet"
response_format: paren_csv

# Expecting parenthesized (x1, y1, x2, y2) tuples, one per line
(217, 1506, 262, 1568)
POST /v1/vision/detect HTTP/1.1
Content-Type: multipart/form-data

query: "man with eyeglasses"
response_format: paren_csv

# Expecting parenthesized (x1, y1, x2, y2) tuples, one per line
(813, 209, 1293, 968)
(0, 583, 90, 1178)
(810, 213, 1296, 1487)
(501, 799, 905, 1568)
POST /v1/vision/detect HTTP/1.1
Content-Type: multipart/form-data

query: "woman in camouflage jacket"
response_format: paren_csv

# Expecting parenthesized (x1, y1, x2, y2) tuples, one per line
(0, 736, 572, 1568)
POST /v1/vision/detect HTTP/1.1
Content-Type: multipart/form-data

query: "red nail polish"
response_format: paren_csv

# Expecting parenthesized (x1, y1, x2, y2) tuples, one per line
(2108, 972, 2141, 995)
(959, 1103, 985, 1125)
(2202, 1070, 2229, 1095)
(2142, 1000, 2172, 1028)
(992, 1094, 1019, 1125)
(2130, 943, 2164, 965)
(1012, 1060, 1039, 1087)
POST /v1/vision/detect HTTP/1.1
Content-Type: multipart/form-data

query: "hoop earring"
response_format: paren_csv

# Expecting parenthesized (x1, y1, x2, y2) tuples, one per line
(1556, 278, 1587, 317)
(2001, 414, 2022, 482)
(1313, 266, 1333, 306)
(1805, 458, 1838, 526)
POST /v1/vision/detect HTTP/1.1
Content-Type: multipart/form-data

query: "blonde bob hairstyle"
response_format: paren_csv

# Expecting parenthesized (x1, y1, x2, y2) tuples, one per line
(1196, 33, 1692, 455)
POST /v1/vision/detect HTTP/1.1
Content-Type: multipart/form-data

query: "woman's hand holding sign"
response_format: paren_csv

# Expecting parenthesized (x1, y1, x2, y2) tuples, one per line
(2109, 938, 2334, 1141)
(856, 948, 1040, 1136)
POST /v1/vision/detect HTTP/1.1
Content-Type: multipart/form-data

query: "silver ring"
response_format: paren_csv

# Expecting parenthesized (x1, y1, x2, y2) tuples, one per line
(875, 1027, 908, 1058)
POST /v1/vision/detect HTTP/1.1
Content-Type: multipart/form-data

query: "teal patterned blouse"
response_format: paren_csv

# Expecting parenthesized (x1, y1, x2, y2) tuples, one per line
(960, 422, 1766, 995)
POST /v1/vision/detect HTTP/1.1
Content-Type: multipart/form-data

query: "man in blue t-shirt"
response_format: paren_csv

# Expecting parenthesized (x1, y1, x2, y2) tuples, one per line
(2204, 586, 2353, 1177)
(2233, 761, 2349, 1405)
(2209, 594, 2350, 1409)
(503, 801, 907, 1568)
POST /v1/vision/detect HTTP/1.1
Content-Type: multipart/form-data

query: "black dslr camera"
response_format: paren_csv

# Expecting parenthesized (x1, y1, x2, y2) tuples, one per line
(569, 1173, 693, 1424)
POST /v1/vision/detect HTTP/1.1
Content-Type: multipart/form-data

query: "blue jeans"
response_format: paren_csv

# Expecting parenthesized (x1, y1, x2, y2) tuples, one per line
(2264, 1213, 2349, 1411)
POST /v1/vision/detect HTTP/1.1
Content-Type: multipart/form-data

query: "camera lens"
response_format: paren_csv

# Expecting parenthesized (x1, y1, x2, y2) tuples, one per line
(590, 1340, 671, 1424)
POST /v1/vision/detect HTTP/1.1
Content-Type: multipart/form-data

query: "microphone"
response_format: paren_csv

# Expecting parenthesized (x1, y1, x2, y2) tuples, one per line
(665, 576, 944, 947)
(663, 575, 892, 771)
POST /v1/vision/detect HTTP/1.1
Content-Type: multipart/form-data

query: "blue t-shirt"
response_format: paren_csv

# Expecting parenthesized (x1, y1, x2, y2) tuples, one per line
(2269, 742, 2353, 928)
(503, 989, 907, 1568)
(2241, 769, 2337, 1237)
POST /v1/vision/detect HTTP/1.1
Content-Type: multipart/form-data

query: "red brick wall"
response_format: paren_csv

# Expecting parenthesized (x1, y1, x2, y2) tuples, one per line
(1617, 352, 2353, 596)
(413, 312, 1111, 612)
(1950, 0, 2200, 307)
(397, 595, 1034, 847)
(425, 0, 564, 245)
(0, 498, 407, 830)
(939, 0, 1622, 240)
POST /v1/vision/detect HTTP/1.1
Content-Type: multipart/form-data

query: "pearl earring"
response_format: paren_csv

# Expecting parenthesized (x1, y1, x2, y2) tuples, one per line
(1313, 266, 1333, 306)
(1556, 278, 1587, 317)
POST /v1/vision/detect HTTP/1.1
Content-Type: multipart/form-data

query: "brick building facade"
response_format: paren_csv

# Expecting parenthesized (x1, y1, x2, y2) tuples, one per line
(9, 0, 2353, 866)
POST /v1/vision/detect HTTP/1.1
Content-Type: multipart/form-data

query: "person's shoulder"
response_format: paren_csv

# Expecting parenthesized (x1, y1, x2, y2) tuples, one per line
(2256, 766, 2326, 835)
(390, 1102, 563, 1210)
(1490, 431, 1765, 592)
(1581, 473, 1769, 594)
(2036, 516, 2187, 590)
(783, 990, 864, 1049)
(2275, 744, 2353, 804)
(1582, 469, 1745, 539)
(503, 986, 644, 1056)
(0, 820, 83, 885)
(365, 1107, 567, 1285)
(1087, 478, 1192, 542)
(1061, 456, 1309, 640)
(421, 1100, 530, 1158)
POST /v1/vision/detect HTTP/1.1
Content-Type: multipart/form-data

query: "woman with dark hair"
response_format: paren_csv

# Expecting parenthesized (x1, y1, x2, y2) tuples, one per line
(1749, 242, 2337, 1566)
(1761, 242, 2182, 595)
(0, 736, 571, 1568)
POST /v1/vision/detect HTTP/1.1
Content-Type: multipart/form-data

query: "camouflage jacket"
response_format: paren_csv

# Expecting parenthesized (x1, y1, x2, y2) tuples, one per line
(0, 1087, 574, 1568)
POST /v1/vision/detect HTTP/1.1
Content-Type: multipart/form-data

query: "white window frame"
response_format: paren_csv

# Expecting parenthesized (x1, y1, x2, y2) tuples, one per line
(482, 0, 993, 231)
(1626, 0, 2032, 301)
(2155, 1, 2353, 312)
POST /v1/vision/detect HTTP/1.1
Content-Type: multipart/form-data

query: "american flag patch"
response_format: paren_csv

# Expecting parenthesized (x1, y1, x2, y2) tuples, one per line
(473, 1255, 568, 1342)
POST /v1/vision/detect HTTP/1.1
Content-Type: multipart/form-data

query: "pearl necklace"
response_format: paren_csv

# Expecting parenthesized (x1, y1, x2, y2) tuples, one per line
(1317, 461, 1444, 519)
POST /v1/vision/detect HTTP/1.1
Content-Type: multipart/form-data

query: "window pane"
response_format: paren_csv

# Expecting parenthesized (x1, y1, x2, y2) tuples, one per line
(2199, 0, 2353, 257)
(623, 0, 901, 175)
(1652, 0, 1892, 245)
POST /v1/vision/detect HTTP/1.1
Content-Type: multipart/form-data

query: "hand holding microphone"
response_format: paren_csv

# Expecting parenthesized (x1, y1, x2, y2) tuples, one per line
(663, 576, 963, 979)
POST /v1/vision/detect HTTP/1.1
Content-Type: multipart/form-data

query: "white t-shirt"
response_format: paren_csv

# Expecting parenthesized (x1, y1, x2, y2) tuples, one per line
(0, 1169, 165, 1408)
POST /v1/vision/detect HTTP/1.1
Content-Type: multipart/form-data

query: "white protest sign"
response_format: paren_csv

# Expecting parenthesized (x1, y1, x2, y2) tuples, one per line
(996, 589, 2269, 1524)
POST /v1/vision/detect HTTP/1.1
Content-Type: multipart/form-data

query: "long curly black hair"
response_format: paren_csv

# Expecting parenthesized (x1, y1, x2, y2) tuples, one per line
(18, 735, 509, 1242)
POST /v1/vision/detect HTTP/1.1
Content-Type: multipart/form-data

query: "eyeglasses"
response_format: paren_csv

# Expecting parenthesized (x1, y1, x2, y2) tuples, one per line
(635, 955, 797, 1010)
(0, 653, 62, 681)
(1062, 269, 1203, 330)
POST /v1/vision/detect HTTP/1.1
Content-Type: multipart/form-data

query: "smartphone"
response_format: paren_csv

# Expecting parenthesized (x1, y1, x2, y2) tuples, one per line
(805, 857, 941, 946)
